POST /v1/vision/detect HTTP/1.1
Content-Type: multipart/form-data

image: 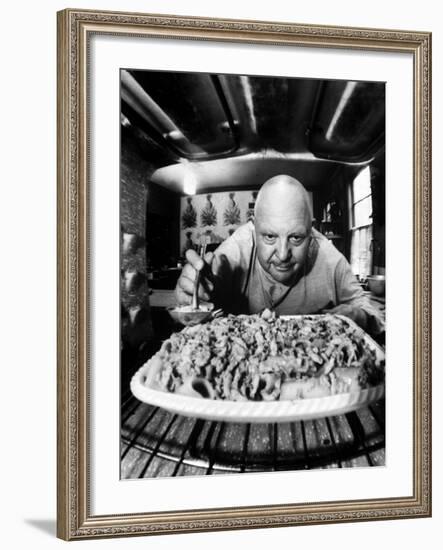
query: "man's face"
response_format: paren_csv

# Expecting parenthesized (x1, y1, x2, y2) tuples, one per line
(254, 211, 312, 284)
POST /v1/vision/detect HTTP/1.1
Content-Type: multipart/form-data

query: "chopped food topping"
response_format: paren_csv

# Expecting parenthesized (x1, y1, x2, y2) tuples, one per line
(146, 310, 385, 401)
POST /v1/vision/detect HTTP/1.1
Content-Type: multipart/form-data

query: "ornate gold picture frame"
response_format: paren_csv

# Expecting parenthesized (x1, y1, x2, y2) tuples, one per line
(57, 8, 431, 540)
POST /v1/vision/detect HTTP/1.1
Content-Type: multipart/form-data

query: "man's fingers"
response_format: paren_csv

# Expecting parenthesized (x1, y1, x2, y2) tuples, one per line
(175, 286, 192, 306)
(178, 275, 196, 296)
(176, 284, 210, 303)
(178, 273, 211, 301)
(198, 287, 211, 301)
(185, 248, 204, 271)
(181, 262, 197, 280)
(201, 251, 215, 290)
(184, 249, 214, 273)
(180, 267, 213, 294)
(182, 254, 214, 290)
(175, 287, 214, 309)
(325, 303, 346, 313)
(203, 251, 214, 265)
(200, 275, 214, 293)
(178, 249, 215, 302)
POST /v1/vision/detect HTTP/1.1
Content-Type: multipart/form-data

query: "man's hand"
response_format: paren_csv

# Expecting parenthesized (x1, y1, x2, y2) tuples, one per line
(174, 249, 215, 306)
(323, 304, 368, 330)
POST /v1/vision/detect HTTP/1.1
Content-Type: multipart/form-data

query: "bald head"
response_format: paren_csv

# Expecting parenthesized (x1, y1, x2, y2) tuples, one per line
(254, 175, 312, 228)
(253, 175, 313, 284)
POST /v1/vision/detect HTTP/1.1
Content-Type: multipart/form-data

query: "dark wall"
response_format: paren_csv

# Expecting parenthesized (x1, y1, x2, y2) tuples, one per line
(146, 181, 180, 268)
(120, 123, 182, 385)
(370, 151, 386, 271)
(120, 126, 157, 374)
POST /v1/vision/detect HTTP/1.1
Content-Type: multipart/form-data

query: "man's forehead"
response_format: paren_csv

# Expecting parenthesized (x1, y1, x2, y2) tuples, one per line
(256, 190, 309, 215)
(255, 213, 310, 233)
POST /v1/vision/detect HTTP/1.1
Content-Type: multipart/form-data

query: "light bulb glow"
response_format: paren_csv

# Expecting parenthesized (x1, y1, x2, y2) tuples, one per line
(183, 167, 197, 195)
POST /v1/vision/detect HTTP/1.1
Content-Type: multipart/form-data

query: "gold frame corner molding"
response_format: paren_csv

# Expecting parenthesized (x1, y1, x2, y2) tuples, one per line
(57, 8, 431, 541)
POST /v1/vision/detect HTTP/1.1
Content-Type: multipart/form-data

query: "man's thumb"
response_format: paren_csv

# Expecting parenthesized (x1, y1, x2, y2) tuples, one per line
(204, 251, 214, 265)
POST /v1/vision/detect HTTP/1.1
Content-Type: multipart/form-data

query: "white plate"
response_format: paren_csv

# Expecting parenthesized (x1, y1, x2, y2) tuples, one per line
(130, 315, 385, 423)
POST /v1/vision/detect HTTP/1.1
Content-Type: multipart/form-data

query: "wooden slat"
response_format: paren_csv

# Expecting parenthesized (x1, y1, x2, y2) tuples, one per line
(139, 454, 178, 478)
(355, 407, 385, 467)
(176, 463, 212, 477)
(215, 423, 249, 465)
(303, 419, 340, 469)
(245, 424, 274, 469)
(328, 414, 369, 468)
(369, 399, 386, 429)
(120, 446, 156, 479)
(290, 422, 309, 463)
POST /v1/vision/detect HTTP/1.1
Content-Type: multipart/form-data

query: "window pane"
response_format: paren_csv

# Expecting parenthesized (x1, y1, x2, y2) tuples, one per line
(353, 166, 371, 202)
(350, 225, 373, 277)
(354, 196, 372, 227)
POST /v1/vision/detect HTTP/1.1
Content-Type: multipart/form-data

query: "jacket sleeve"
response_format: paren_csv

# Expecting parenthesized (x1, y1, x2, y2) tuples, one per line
(210, 224, 253, 314)
(334, 256, 385, 335)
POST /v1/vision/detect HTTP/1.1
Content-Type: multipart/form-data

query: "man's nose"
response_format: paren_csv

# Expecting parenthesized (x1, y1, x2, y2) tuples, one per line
(276, 239, 290, 262)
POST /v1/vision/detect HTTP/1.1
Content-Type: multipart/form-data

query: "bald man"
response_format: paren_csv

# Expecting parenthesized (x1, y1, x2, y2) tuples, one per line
(175, 175, 382, 334)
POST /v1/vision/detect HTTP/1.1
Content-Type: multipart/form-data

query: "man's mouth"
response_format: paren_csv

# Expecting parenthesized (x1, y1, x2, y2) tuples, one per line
(273, 263, 293, 272)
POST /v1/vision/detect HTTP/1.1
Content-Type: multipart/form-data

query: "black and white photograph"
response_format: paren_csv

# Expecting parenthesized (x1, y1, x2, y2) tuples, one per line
(120, 70, 386, 479)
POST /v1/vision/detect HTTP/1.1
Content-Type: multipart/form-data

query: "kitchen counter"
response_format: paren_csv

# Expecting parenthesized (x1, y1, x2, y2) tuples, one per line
(149, 288, 177, 309)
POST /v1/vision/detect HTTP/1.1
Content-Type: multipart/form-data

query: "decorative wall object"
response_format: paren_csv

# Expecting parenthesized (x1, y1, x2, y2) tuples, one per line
(223, 192, 241, 225)
(179, 189, 255, 253)
(181, 196, 197, 228)
(182, 231, 196, 256)
(200, 194, 218, 227)
(246, 191, 258, 221)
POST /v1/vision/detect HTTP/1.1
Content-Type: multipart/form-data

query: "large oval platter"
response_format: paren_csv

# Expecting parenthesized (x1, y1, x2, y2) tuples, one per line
(130, 315, 385, 423)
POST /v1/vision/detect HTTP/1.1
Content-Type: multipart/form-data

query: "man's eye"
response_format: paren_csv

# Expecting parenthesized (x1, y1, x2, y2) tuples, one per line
(289, 236, 305, 245)
(263, 234, 276, 243)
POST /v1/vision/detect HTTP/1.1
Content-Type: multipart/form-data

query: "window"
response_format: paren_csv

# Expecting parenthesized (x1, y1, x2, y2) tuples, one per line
(351, 166, 372, 228)
(349, 166, 373, 277)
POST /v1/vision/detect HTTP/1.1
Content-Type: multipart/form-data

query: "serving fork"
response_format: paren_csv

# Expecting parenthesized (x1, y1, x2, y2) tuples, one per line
(192, 236, 208, 310)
